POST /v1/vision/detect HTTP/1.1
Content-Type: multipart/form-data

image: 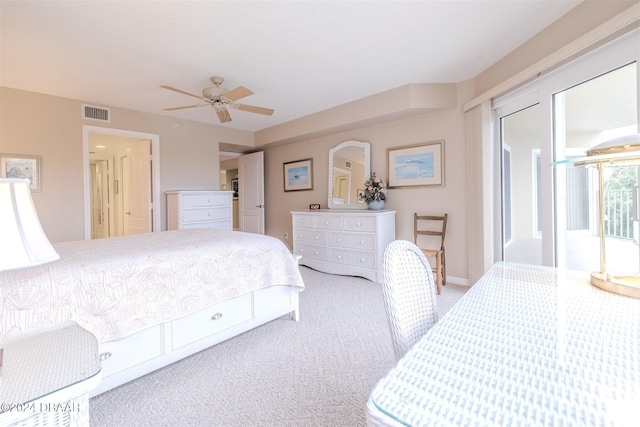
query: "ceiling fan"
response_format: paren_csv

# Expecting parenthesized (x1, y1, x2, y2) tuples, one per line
(160, 76, 274, 123)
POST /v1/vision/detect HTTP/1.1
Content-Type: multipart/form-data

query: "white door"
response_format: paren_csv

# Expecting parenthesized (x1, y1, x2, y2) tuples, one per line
(238, 151, 265, 234)
(122, 140, 151, 235)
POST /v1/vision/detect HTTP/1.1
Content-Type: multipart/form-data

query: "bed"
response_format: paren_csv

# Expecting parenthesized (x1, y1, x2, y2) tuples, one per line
(0, 229, 304, 396)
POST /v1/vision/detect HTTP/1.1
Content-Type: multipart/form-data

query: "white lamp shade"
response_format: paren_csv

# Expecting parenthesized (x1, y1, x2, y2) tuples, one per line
(0, 178, 59, 271)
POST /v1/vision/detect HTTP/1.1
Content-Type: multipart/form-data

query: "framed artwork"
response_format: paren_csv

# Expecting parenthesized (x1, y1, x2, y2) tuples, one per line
(283, 158, 313, 192)
(0, 154, 41, 192)
(357, 189, 366, 204)
(387, 140, 444, 188)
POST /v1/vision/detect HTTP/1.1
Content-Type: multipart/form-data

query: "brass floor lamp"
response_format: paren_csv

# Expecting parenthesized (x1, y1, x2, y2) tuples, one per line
(573, 133, 640, 298)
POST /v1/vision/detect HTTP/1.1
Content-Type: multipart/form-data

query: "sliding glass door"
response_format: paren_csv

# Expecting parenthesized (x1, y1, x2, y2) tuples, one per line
(554, 62, 638, 272)
(500, 103, 544, 266)
(495, 29, 639, 271)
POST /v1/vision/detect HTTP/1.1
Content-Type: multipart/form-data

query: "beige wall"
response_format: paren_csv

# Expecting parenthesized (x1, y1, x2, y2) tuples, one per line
(265, 92, 469, 283)
(473, 1, 638, 98)
(0, 87, 253, 242)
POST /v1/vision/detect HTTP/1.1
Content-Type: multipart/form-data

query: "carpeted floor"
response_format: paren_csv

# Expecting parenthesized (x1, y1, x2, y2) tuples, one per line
(89, 267, 467, 427)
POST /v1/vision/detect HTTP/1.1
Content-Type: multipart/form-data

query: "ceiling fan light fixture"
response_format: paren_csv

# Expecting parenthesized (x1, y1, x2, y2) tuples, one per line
(160, 75, 273, 124)
(202, 86, 227, 101)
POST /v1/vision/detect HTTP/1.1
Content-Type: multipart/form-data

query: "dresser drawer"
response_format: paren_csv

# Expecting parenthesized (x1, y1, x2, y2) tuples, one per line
(172, 293, 253, 349)
(343, 216, 376, 232)
(179, 220, 232, 230)
(182, 193, 231, 207)
(293, 228, 326, 245)
(292, 215, 313, 228)
(294, 242, 327, 261)
(99, 324, 165, 377)
(182, 207, 231, 222)
(328, 249, 376, 268)
(314, 215, 342, 230)
(327, 232, 376, 250)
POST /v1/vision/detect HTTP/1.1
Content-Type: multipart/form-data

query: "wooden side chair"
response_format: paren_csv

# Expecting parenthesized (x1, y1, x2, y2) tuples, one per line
(381, 240, 439, 360)
(413, 213, 448, 295)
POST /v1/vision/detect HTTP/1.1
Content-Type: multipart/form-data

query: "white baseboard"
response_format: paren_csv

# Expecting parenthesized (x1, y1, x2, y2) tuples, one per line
(444, 276, 470, 287)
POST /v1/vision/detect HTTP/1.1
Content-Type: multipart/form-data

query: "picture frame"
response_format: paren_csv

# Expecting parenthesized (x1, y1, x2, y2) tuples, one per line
(357, 189, 366, 203)
(283, 158, 313, 192)
(387, 140, 444, 188)
(0, 153, 42, 192)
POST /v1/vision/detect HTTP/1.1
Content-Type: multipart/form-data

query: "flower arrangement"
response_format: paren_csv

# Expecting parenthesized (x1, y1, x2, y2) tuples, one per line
(363, 172, 387, 203)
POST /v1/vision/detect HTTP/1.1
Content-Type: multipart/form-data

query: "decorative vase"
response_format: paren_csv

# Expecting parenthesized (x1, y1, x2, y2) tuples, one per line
(368, 200, 385, 210)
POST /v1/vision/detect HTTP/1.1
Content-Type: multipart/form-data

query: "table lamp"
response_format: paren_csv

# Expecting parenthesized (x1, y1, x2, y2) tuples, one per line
(0, 178, 59, 272)
(573, 133, 640, 298)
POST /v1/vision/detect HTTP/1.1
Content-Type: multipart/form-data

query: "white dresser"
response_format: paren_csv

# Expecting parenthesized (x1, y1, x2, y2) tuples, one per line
(291, 209, 396, 282)
(166, 190, 233, 230)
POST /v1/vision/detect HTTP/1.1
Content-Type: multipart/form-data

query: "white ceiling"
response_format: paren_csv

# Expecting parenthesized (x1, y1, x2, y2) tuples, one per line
(1, 1, 582, 133)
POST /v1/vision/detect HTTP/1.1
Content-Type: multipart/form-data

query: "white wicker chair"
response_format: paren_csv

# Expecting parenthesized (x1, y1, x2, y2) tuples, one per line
(382, 240, 439, 361)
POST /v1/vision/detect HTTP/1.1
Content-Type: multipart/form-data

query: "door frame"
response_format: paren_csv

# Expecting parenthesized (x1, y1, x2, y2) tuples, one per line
(82, 125, 161, 240)
(238, 151, 265, 234)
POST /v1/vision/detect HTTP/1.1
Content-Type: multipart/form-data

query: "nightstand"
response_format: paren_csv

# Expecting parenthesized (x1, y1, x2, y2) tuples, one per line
(0, 321, 101, 427)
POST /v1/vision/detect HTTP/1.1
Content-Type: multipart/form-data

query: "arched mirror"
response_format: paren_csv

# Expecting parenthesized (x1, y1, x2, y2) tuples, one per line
(328, 140, 370, 210)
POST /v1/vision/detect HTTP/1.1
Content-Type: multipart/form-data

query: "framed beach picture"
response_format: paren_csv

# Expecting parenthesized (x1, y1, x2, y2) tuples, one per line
(0, 154, 42, 192)
(387, 140, 444, 188)
(283, 158, 313, 192)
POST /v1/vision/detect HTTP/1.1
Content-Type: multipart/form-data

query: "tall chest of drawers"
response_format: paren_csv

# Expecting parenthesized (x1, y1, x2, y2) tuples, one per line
(291, 209, 396, 282)
(166, 190, 233, 230)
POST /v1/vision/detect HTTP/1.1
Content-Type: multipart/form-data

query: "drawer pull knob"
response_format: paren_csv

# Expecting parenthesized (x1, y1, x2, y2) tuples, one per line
(337, 238, 342, 242)
(99, 352, 112, 361)
(357, 222, 361, 226)
(314, 251, 320, 255)
(361, 258, 366, 262)
(360, 240, 365, 244)
(325, 221, 329, 225)
(314, 236, 319, 240)
(299, 249, 304, 253)
(337, 255, 342, 260)
(211, 312, 223, 321)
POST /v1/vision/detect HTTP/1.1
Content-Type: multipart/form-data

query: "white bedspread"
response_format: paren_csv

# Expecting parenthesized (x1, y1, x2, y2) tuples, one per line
(0, 229, 304, 342)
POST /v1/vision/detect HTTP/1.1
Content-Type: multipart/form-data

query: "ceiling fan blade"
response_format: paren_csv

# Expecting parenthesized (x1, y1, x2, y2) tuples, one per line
(160, 85, 203, 100)
(233, 103, 275, 116)
(215, 107, 232, 123)
(163, 104, 206, 111)
(222, 86, 253, 102)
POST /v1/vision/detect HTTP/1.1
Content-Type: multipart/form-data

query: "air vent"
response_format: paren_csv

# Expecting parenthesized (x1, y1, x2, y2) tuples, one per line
(82, 104, 111, 122)
(345, 161, 352, 169)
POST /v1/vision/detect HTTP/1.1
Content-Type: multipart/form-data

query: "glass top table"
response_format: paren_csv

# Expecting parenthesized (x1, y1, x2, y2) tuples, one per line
(368, 262, 640, 426)
(0, 321, 101, 416)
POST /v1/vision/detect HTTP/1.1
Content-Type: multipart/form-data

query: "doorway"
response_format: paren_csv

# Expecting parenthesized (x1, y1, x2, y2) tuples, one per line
(219, 145, 266, 234)
(83, 126, 161, 240)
